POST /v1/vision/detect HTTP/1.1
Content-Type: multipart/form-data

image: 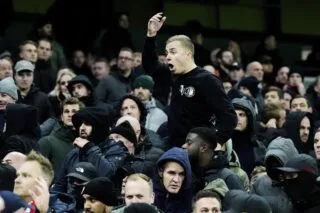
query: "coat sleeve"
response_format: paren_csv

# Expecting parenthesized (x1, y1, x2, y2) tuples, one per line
(38, 136, 52, 160)
(199, 74, 237, 144)
(225, 173, 245, 190)
(83, 142, 129, 177)
(51, 152, 72, 193)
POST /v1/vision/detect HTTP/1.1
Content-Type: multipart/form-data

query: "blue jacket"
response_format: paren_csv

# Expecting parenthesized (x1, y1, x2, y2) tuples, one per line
(153, 147, 193, 213)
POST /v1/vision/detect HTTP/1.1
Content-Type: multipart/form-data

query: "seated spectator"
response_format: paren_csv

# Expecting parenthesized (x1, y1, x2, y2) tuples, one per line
(263, 86, 282, 105)
(290, 95, 312, 113)
(192, 190, 222, 213)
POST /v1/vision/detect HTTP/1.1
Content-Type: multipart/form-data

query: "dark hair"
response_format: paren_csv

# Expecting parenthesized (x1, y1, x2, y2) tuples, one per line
(94, 57, 109, 66)
(193, 190, 221, 209)
(189, 127, 217, 149)
(37, 38, 52, 49)
(262, 102, 284, 124)
(263, 86, 283, 99)
(216, 49, 233, 60)
(119, 47, 133, 55)
(290, 95, 309, 108)
(61, 97, 84, 112)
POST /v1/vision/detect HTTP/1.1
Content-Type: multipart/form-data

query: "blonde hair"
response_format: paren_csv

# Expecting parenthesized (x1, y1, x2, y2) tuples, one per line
(49, 68, 76, 97)
(126, 173, 153, 193)
(166, 35, 194, 55)
(26, 151, 54, 185)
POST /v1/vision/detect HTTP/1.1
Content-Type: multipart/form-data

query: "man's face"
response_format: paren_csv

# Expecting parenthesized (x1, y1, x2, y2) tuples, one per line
(134, 87, 152, 102)
(0, 93, 15, 110)
(15, 71, 33, 90)
(73, 50, 86, 68)
(314, 132, 320, 160)
(59, 74, 73, 93)
(248, 63, 264, 81)
(276, 67, 289, 84)
(20, 44, 38, 63)
(120, 99, 141, 121)
(182, 133, 201, 159)
(193, 197, 221, 213)
(235, 109, 248, 131)
(223, 82, 232, 94)
(262, 63, 273, 74)
(117, 50, 134, 72)
(158, 55, 167, 64)
(83, 194, 106, 213)
(72, 83, 90, 98)
(37, 40, 52, 61)
(160, 162, 185, 194)
(79, 123, 93, 139)
(290, 98, 309, 112)
(61, 104, 80, 127)
(264, 91, 280, 105)
(119, 14, 129, 29)
(220, 51, 233, 66)
(133, 55, 142, 67)
(300, 116, 311, 143)
(124, 179, 154, 205)
(229, 69, 244, 82)
(92, 62, 109, 80)
(0, 59, 13, 80)
(165, 41, 191, 75)
(39, 24, 52, 37)
(289, 73, 302, 86)
(14, 161, 44, 201)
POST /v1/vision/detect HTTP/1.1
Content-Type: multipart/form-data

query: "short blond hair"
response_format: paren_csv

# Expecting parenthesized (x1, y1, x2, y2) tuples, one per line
(26, 151, 54, 185)
(166, 35, 194, 55)
(126, 173, 153, 193)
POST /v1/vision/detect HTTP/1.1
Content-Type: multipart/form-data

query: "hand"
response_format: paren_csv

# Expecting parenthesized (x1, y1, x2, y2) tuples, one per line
(73, 137, 90, 148)
(147, 12, 166, 37)
(297, 82, 306, 96)
(29, 177, 50, 213)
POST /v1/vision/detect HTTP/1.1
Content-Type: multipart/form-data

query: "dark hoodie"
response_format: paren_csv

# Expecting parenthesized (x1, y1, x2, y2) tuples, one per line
(251, 137, 297, 213)
(52, 107, 129, 193)
(0, 103, 40, 158)
(232, 98, 266, 174)
(223, 190, 272, 213)
(153, 147, 193, 213)
(282, 111, 315, 154)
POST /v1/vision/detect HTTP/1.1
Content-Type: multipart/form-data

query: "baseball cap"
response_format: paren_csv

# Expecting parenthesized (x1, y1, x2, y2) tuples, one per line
(14, 60, 35, 73)
(67, 162, 98, 182)
(0, 190, 33, 213)
(276, 154, 318, 176)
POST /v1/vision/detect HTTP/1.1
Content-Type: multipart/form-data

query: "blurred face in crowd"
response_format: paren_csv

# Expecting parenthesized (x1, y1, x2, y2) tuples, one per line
(219, 51, 233, 66)
(239, 86, 252, 97)
(160, 162, 185, 194)
(14, 161, 44, 202)
(61, 104, 80, 127)
(124, 178, 154, 205)
(134, 87, 152, 102)
(276, 67, 289, 85)
(0, 59, 13, 80)
(92, 61, 109, 80)
(264, 91, 280, 105)
(73, 50, 86, 68)
(158, 55, 167, 64)
(72, 83, 91, 98)
(247, 62, 264, 82)
(165, 40, 193, 75)
(120, 98, 141, 121)
(264, 35, 277, 50)
(229, 68, 244, 82)
(300, 116, 311, 143)
(109, 132, 134, 154)
(119, 14, 129, 29)
(79, 122, 93, 139)
(59, 74, 73, 93)
(15, 71, 33, 91)
(282, 92, 292, 111)
(0, 93, 15, 110)
(262, 62, 273, 74)
(83, 194, 107, 213)
(235, 109, 248, 131)
(289, 73, 302, 86)
(314, 132, 320, 159)
(39, 23, 52, 37)
(133, 53, 142, 67)
(37, 40, 52, 61)
(20, 43, 38, 63)
(223, 82, 232, 94)
(182, 132, 206, 168)
(117, 50, 134, 72)
(290, 97, 309, 112)
(193, 197, 221, 213)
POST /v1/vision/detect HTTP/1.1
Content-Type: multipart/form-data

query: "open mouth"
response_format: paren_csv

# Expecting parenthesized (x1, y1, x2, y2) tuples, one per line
(168, 63, 174, 71)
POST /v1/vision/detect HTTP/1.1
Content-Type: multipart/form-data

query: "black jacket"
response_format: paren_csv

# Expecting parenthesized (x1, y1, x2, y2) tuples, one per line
(142, 36, 237, 147)
(17, 85, 53, 124)
(34, 59, 57, 94)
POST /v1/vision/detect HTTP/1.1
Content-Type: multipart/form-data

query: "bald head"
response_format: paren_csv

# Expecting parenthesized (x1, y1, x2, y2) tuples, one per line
(2, 152, 27, 170)
(116, 115, 141, 140)
(246, 61, 264, 81)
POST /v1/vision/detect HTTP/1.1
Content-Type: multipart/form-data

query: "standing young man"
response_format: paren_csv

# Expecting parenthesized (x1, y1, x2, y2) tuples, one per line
(143, 13, 237, 147)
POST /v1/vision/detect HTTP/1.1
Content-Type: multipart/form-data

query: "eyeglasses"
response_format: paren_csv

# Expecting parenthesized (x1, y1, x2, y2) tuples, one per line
(118, 56, 133, 61)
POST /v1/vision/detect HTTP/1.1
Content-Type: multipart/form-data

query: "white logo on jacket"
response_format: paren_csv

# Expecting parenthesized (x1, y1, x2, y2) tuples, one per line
(179, 85, 196, 98)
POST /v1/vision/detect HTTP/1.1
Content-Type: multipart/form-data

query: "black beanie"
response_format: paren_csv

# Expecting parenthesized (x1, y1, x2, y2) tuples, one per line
(238, 76, 260, 98)
(82, 177, 119, 206)
(132, 75, 154, 93)
(189, 127, 217, 149)
(110, 120, 137, 144)
(124, 203, 159, 213)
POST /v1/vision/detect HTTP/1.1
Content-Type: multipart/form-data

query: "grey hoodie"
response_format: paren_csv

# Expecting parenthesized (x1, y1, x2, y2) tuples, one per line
(250, 137, 298, 213)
